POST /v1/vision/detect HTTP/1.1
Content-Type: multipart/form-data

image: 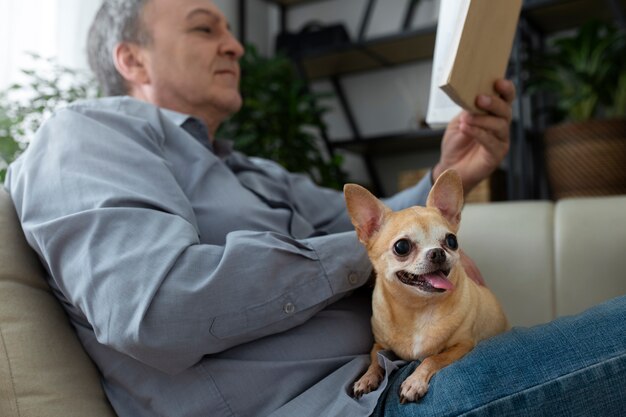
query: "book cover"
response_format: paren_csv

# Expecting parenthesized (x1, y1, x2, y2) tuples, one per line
(427, 0, 522, 127)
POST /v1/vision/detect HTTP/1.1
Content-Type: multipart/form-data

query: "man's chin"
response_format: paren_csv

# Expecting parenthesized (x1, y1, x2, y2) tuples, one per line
(207, 96, 243, 127)
(223, 96, 243, 115)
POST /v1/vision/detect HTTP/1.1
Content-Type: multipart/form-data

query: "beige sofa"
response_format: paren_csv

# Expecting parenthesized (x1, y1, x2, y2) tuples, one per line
(1, 186, 625, 417)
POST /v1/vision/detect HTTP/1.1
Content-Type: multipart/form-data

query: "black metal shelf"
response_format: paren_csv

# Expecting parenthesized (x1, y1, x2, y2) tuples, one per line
(331, 129, 444, 155)
(274, 0, 625, 81)
(523, 0, 626, 34)
(298, 25, 437, 80)
(262, 0, 625, 28)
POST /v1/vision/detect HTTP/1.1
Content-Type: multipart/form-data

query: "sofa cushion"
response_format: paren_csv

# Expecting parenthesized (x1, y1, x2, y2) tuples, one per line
(460, 201, 556, 327)
(555, 195, 626, 317)
(0, 187, 116, 417)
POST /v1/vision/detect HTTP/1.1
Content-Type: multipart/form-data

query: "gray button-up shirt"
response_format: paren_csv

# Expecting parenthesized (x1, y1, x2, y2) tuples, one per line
(6, 97, 432, 417)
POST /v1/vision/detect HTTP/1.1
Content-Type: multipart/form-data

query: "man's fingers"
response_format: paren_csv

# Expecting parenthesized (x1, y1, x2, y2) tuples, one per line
(476, 94, 513, 122)
(461, 113, 510, 142)
(460, 249, 486, 286)
(495, 79, 516, 104)
(458, 122, 510, 165)
(474, 79, 515, 120)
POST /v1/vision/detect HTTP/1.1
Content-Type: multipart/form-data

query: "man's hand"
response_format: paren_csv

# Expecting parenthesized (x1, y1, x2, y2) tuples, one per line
(433, 79, 516, 194)
(460, 249, 486, 287)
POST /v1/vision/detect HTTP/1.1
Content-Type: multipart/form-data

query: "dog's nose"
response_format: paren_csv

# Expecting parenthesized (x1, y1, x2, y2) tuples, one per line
(427, 248, 446, 264)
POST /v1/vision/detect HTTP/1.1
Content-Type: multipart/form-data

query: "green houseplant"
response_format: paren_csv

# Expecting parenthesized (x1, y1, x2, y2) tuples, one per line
(0, 55, 100, 182)
(529, 21, 626, 199)
(0, 95, 23, 182)
(218, 45, 346, 189)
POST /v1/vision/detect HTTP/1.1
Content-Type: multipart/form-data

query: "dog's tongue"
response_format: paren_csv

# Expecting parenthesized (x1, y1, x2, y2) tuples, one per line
(424, 271, 454, 291)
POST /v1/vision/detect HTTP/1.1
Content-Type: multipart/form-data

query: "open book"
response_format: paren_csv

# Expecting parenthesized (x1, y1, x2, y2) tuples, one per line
(426, 0, 522, 128)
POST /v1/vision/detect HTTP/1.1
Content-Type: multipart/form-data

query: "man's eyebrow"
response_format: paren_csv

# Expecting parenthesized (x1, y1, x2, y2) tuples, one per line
(186, 8, 220, 24)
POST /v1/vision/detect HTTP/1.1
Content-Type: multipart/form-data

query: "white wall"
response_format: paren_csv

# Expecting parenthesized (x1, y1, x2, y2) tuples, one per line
(0, 0, 102, 91)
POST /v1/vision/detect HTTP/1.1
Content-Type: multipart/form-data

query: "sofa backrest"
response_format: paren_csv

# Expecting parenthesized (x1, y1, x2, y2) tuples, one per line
(461, 195, 626, 327)
(461, 200, 556, 326)
(0, 187, 116, 417)
(553, 196, 626, 317)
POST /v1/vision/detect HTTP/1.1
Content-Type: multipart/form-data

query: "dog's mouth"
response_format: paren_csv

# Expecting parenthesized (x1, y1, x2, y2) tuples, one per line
(396, 269, 454, 293)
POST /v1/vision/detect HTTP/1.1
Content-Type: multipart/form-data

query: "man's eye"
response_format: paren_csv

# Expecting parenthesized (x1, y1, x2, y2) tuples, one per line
(195, 26, 212, 34)
(393, 239, 412, 257)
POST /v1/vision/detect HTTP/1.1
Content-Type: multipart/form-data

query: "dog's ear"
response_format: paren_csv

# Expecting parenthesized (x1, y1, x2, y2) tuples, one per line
(426, 169, 464, 228)
(344, 184, 390, 244)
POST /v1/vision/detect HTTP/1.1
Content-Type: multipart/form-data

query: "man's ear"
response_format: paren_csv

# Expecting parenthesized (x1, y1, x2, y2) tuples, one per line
(113, 42, 150, 88)
(426, 169, 464, 228)
(344, 184, 390, 244)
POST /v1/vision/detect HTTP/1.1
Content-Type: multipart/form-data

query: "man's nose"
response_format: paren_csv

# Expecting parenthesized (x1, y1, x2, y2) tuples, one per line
(221, 33, 245, 59)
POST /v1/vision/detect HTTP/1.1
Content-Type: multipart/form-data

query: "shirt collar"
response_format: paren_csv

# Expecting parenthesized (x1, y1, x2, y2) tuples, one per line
(159, 107, 191, 128)
(159, 107, 234, 159)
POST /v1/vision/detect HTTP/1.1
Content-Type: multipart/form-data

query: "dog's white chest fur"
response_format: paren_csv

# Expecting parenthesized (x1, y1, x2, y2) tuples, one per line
(371, 296, 443, 361)
(408, 312, 446, 360)
(410, 333, 426, 359)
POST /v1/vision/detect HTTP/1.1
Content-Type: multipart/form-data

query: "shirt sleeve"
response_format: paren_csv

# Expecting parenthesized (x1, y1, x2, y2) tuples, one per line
(248, 157, 433, 232)
(6, 105, 372, 375)
(383, 170, 433, 210)
(246, 157, 356, 234)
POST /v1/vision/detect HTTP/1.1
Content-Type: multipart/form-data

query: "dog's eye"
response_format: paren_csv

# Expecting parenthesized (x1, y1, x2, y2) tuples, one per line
(393, 239, 412, 256)
(445, 234, 458, 250)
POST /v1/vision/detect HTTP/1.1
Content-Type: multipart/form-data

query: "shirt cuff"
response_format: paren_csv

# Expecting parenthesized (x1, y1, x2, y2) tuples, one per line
(307, 231, 372, 296)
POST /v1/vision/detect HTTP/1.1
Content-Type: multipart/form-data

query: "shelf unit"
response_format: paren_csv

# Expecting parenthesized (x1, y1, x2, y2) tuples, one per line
(255, 0, 439, 195)
(331, 129, 445, 155)
(523, 0, 626, 33)
(261, 0, 626, 80)
(241, 0, 626, 197)
(296, 25, 437, 80)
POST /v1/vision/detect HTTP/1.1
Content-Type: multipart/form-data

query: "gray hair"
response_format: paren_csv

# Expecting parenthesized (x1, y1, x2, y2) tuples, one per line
(87, 0, 152, 96)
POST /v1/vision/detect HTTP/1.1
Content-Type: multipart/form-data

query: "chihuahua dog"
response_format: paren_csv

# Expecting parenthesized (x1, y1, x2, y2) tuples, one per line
(344, 169, 509, 403)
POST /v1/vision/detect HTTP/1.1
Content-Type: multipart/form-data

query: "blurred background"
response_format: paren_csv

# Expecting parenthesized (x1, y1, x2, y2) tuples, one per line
(1, 0, 625, 201)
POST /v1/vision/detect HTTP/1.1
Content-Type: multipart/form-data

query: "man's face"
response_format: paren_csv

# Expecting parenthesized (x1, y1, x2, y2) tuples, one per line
(139, 0, 244, 118)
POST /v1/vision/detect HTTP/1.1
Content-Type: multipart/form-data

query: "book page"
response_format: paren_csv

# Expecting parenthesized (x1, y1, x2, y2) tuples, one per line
(426, 0, 470, 128)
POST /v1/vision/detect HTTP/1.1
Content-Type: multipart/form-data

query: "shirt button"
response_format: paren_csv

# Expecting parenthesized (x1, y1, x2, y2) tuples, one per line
(348, 272, 359, 285)
(283, 302, 296, 314)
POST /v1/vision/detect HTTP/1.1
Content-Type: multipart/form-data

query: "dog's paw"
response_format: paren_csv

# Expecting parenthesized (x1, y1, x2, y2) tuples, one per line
(352, 370, 384, 399)
(399, 374, 429, 404)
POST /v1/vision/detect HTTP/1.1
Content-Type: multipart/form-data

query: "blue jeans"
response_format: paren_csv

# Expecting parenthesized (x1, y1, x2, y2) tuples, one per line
(372, 295, 626, 416)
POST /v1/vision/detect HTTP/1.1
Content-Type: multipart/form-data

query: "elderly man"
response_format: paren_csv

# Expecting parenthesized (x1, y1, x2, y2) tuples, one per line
(5, 0, 625, 416)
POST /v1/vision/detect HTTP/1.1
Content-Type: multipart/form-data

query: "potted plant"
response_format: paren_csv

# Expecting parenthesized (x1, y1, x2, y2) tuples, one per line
(529, 21, 626, 199)
(218, 44, 346, 189)
(0, 54, 100, 182)
(0, 95, 23, 182)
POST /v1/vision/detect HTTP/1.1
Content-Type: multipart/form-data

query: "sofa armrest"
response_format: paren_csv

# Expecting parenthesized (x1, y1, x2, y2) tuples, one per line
(0, 187, 117, 417)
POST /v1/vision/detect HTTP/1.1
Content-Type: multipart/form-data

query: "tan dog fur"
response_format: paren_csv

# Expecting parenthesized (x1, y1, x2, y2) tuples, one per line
(344, 169, 509, 403)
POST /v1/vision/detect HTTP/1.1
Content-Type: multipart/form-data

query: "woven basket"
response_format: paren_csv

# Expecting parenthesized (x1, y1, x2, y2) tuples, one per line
(544, 119, 626, 200)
